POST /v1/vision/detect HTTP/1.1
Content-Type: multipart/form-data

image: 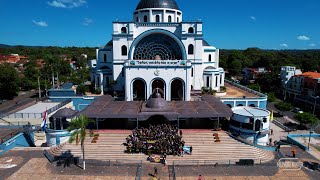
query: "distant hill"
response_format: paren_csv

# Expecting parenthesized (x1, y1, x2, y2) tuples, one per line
(0, 44, 13, 48)
(0, 44, 48, 48)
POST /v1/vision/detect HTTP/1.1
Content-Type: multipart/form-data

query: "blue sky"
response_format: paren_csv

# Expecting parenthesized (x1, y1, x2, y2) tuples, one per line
(0, 0, 319, 49)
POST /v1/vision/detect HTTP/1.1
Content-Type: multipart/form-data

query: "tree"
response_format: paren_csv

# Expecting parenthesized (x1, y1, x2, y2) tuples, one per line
(247, 84, 261, 92)
(294, 112, 319, 126)
(68, 115, 93, 170)
(0, 64, 19, 100)
(275, 101, 293, 112)
(76, 84, 88, 95)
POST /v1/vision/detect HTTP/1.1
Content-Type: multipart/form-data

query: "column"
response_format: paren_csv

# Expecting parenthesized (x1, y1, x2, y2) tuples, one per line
(211, 75, 215, 89)
(217, 75, 221, 90)
(185, 68, 191, 101)
(100, 73, 104, 95)
(163, 10, 165, 22)
(95, 75, 98, 89)
(125, 72, 131, 101)
(166, 80, 170, 101)
(149, 10, 152, 22)
(174, 11, 177, 22)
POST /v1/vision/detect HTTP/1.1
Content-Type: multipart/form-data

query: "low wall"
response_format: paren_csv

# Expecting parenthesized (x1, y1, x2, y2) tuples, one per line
(228, 132, 276, 151)
(0, 132, 35, 155)
(45, 129, 71, 147)
(287, 134, 320, 151)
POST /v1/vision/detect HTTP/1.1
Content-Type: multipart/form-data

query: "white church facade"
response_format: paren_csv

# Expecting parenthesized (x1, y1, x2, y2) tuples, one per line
(91, 0, 225, 101)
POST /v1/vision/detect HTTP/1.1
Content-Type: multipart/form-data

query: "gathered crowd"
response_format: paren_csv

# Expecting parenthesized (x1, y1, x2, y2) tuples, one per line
(125, 124, 185, 156)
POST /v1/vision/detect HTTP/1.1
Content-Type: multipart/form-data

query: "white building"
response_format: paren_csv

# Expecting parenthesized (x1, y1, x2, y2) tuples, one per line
(91, 0, 225, 101)
(230, 107, 270, 146)
(280, 66, 302, 99)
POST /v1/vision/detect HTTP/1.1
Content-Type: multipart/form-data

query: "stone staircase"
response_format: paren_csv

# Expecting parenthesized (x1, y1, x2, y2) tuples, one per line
(53, 130, 275, 165)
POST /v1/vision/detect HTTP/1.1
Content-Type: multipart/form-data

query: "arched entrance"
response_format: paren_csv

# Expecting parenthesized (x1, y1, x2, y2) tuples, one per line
(171, 79, 184, 101)
(151, 79, 165, 99)
(132, 79, 146, 101)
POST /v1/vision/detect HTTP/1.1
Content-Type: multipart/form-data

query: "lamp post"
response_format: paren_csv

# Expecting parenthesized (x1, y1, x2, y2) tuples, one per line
(308, 96, 319, 150)
(312, 96, 319, 117)
(38, 76, 41, 99)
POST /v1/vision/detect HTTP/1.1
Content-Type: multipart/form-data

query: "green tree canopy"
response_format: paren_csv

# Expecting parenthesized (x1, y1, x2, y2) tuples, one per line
(294, 112, 319, 126)
(0, 64, 19, 100)
(275, 101, 293, 112)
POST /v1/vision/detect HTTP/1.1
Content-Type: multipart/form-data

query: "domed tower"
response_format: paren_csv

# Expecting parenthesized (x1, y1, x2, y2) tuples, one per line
(134, 0, 182, 23)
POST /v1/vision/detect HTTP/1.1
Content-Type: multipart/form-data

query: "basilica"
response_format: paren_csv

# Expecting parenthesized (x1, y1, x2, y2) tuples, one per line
(91, 0, 225, 101)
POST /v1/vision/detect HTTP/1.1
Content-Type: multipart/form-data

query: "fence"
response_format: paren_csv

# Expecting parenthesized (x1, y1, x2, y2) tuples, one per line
(6, 99, 71, 119)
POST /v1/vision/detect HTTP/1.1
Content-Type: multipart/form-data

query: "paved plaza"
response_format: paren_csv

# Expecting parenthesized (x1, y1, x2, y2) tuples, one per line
(1, 150, 319, 180)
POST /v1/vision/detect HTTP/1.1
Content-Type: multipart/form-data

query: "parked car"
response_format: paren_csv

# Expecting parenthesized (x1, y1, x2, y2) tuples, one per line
(293, 107, 303, 113)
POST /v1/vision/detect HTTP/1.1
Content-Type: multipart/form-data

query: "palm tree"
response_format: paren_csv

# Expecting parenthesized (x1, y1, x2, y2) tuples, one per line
(68, 114, 92, 170)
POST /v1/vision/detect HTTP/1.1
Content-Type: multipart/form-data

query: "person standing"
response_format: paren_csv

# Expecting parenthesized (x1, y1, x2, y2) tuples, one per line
(154, 166, 158, 176)
(190, 146, 193, 155)
(292, 148, 297, 158)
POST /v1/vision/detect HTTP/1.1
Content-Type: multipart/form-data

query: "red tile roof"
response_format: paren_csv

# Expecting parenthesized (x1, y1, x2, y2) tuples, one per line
(296, 72, 320, 79)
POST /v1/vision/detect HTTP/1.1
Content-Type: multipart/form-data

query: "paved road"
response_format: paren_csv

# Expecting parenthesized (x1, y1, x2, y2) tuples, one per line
(267, 101, 298, 121)
(0, 91, 38, 115)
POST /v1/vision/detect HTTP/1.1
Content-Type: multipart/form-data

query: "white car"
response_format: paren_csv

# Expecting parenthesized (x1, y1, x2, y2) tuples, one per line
(293, 107, 303, 114)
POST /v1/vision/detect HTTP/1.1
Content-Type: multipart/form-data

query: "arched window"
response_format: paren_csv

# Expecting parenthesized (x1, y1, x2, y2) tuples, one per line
(168, 15, 172, 22)
(177, 17, 179, 22)
(136, 17, 139, 22)
(122, 67, 124, 77)
(188, 27, 194, 34)
(104, 54, 106, 62)
(209, 54, 212, 62)
(121, 45, 127, 56)
(191, 68, 194, 77)
(156, 15, 160, 22)
(188, 44, 194, 55)
(144, 15, 148, 22)
(121, 27, 127, 34)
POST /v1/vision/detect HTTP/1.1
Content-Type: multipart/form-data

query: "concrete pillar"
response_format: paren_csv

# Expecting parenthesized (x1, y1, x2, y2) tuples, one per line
(211, 75, 215, 88)
(149, 10, 152, 22)
(125, 73, 130, 101)
(100, 73, 104, 95)
(185, 68, 191, 101)
(163, 10, 165, 22)
(166, 80, 170, 101)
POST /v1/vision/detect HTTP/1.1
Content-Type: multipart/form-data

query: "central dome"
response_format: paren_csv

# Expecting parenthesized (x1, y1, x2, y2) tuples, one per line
(136, 0, 180, 10)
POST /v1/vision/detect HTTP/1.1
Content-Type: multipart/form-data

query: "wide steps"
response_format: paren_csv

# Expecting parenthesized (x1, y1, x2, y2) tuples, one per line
(56, 131, 274, 164)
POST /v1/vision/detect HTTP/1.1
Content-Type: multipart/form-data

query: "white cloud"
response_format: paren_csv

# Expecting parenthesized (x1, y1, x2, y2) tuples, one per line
(48, 0, 87, 8)
(82, 18, 93, 26)
(280, 43, 288, 48)
(297, 35, 310, 41)
(249, 16, 256, 21)
(309, 43, 317, 47)
(32, 20, 48, 27)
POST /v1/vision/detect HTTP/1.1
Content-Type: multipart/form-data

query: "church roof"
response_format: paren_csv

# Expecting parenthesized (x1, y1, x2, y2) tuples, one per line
(136, 0, 180, 10)
(51, 108, 77, 119)
(77, 95, 232, 120)
(202, 40, 210, 46)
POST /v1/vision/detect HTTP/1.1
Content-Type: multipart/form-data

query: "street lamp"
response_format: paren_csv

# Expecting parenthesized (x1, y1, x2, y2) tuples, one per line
(312, 96, 319, 117)
(308, 96, 319, 150)
(308, 123, 319, 150)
